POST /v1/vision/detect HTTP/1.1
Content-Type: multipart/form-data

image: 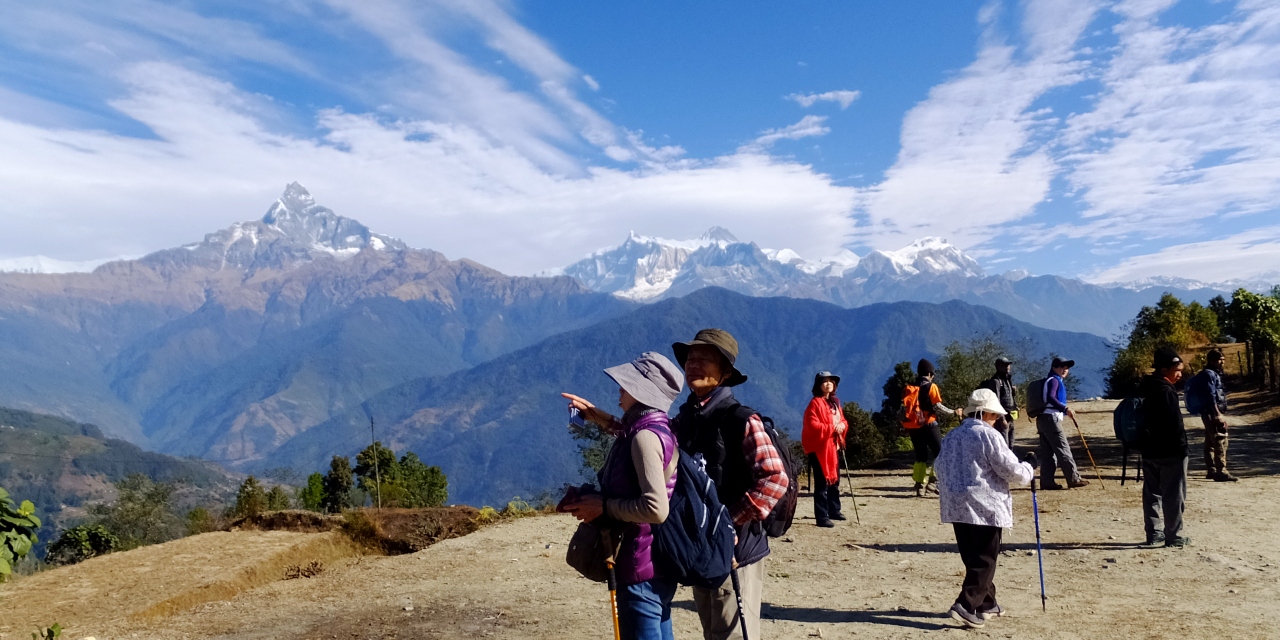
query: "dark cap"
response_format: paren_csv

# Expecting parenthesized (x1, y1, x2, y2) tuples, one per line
(995, 357, 1013, 366)
(814, 371, 841, 385)
(917, 359, 936, 377)
(672, 328, 748, 387)
(1207, 348, 1224, 362)
(1051, 357, 1075, 370)
(1153, 347, 1183, 369)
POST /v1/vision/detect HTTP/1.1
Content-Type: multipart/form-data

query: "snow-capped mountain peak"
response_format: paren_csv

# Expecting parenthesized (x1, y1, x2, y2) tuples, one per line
(138, 183, 407, 272)
(852, 237, 984, 279)
(561, 232, 985, 301)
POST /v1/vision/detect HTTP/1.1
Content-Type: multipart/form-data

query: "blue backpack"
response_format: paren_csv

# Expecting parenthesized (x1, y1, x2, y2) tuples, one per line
(1113, 396, 1144, 444)
(652, 451, 736, 589)
(1185, 370, 1211, 415)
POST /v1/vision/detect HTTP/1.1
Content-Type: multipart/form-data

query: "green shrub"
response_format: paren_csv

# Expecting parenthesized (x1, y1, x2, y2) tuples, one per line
(185, 507, 221, 535)
(88, 474, 182, 550)
(297, 473, 326, 512)
(46, 524, 118, 566)
(0, 487, 41, 581)
(322, 457, 354, 514)
(266, 485, 291, 511)
(232, 476, 268, 518)
(841, 401, 886, 469)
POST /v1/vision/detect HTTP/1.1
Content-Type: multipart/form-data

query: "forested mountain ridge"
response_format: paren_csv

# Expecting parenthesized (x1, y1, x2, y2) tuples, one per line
(272, 288, 1113, 506)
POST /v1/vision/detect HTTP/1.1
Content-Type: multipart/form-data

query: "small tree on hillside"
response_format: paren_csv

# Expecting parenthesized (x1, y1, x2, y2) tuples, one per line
(1107, 293, 1217, 396)
(842, 401, 887, 468)
(322, 456, 354, 514)
(89, 474, 183, 550)
(266, 485, 291, 511)
(297, 473, 326, 512)
(233, 476, 268, 518)
(398, 452, 448, 507)
(46, 523, 118, 566)
(870, 361, 914, 451)
(569, 420, 615, 478)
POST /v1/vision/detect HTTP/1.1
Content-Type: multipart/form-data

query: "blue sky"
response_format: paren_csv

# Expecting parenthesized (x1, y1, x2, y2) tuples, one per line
(0, 0, 1278, 283)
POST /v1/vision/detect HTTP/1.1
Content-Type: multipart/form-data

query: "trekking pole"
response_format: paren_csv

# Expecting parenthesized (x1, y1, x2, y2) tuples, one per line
(1069, 415, 1106, 489)
(606, 559, 621, 640)
(730, 567, 750, 640)
(1031, 479, 1047, 612)
(839, 449, 861, 524)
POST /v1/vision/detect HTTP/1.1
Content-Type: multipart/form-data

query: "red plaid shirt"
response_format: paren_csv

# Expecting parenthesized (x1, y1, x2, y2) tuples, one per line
(731, 413, 790, 526)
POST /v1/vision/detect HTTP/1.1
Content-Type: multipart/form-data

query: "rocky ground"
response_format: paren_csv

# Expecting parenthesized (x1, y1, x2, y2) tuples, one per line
(4, 391, 1279, 639)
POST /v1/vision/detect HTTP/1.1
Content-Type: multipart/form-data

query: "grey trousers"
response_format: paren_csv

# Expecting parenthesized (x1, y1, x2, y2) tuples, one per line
(692, 558, 764, 640)
(1142, 456, 1189, 539)
(1036, 413, 1081, 485)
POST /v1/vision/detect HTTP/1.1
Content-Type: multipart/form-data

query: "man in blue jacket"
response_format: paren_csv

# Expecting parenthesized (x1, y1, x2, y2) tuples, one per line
(1188, 349, 1236, 482)
(1036, 357, 1089, 489)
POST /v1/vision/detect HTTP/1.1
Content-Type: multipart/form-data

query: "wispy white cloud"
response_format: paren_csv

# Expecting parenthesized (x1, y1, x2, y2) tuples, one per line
(0, 63, 858, 274)
(742, 115, 831, 151)
(1086, 226, 1280, 284)
(582, 74, 600, 91)
(1059, 0, 1280, 239)
(856, 0, 1101, 248)
(786, 90, 861, 109)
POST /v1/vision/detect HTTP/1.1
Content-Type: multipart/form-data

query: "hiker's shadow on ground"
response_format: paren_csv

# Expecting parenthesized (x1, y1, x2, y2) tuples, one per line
(760, 604, 953, 631)
(671, 601, 952, 631)
(857, 541, 1142, 553)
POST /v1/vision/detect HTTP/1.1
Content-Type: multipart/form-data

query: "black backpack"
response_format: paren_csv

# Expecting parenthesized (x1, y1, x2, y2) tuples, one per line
(1026, 377, 1050, 418)
(734, 406, 800, 538)
(651, 451, 736, 589)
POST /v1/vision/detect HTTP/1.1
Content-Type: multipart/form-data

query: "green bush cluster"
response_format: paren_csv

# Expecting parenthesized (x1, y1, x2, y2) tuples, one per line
(45, 524, 118, 566)
(0, 487, 41, 581)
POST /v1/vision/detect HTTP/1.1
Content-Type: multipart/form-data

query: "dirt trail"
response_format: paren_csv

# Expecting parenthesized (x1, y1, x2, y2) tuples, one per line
(6, 393, 1280, 639)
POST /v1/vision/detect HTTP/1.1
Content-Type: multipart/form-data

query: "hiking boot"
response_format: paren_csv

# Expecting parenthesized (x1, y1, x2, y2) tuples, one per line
(1043, 482, 1065, 490)
(925, 480, 940, 495)
(1145, 532, 1166, 546)
(949, 602, 985, 628)
(1214, 473, 1239, 482)
(1164, 536, 1191, 548)
(1067, 479, 1091, 489)
(831, 513, 847, 521)
(914, 482, 925, 497)
(977, 604, 1006, 620)
(816, 519, 835, 528)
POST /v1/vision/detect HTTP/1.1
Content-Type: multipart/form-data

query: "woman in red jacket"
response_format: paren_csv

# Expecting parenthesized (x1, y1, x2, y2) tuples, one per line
(803, 371, 848, 527)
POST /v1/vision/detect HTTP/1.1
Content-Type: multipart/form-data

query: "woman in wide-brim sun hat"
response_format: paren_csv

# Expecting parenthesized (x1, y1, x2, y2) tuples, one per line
(560, 352, 685, 640)
(935, 388, 1036, 629)
(802, 371, 848, 528)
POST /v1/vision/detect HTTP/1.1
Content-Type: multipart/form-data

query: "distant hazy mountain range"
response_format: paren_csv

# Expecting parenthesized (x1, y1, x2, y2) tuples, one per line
(0, 184, 634, 455)
(554, 229, 1232, 338)
(0, 183, 1190, 506)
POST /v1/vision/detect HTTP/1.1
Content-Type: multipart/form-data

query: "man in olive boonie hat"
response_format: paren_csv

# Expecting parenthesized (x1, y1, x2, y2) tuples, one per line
(669, 328, 787, 640)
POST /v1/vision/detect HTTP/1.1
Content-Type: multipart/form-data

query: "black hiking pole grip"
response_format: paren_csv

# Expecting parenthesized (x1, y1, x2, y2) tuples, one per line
(606, 560, 620, 640)
(730, 568, 749, 640)
(1031, 479, 1047, 612)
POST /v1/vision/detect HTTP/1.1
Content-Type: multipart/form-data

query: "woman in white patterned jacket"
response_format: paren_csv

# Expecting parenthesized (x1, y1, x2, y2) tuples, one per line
(934, 388, 1037, 629)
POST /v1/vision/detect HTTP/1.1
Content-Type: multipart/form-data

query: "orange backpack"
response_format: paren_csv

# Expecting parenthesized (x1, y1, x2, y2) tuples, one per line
(899, 384, 926, 429)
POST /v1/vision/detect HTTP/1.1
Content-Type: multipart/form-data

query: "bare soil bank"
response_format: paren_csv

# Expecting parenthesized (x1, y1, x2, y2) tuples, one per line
(5, 394, 1279, 639)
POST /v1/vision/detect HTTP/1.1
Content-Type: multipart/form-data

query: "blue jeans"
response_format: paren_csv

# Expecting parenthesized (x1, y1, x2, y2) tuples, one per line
(616, 577, 677, 640)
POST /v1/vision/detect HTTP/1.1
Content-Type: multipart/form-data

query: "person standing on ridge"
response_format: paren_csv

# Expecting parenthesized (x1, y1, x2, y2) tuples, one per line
(560, 352, 686, 640)
(802, 371, 848, 528)
(1036, 357, 1090, 489)
(670, 329, 789, 640)
(1138, 347, 1192, 548)
(1187, 349, 1236, 482)
(979, 357, 1019, 448)
(935, 388, 1036, 628)
(902, 359, 956, 497)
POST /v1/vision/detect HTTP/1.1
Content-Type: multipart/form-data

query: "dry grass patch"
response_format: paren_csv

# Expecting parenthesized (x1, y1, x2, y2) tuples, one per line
(130, 531, 362, 621)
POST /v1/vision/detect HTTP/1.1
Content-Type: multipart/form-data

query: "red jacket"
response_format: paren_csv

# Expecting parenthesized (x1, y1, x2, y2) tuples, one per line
(802, 397, 848, 483)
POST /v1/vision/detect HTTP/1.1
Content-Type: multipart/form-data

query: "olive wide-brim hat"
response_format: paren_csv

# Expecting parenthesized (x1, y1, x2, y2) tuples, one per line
(672, 328, 748, 387)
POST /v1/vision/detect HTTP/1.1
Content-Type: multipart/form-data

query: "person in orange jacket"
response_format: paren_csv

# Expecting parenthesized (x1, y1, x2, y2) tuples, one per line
(802, 371, 848, 527)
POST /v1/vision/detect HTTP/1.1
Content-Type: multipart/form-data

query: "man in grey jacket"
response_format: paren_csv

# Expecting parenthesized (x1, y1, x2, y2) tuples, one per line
(1188, 349, 1236, 482)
